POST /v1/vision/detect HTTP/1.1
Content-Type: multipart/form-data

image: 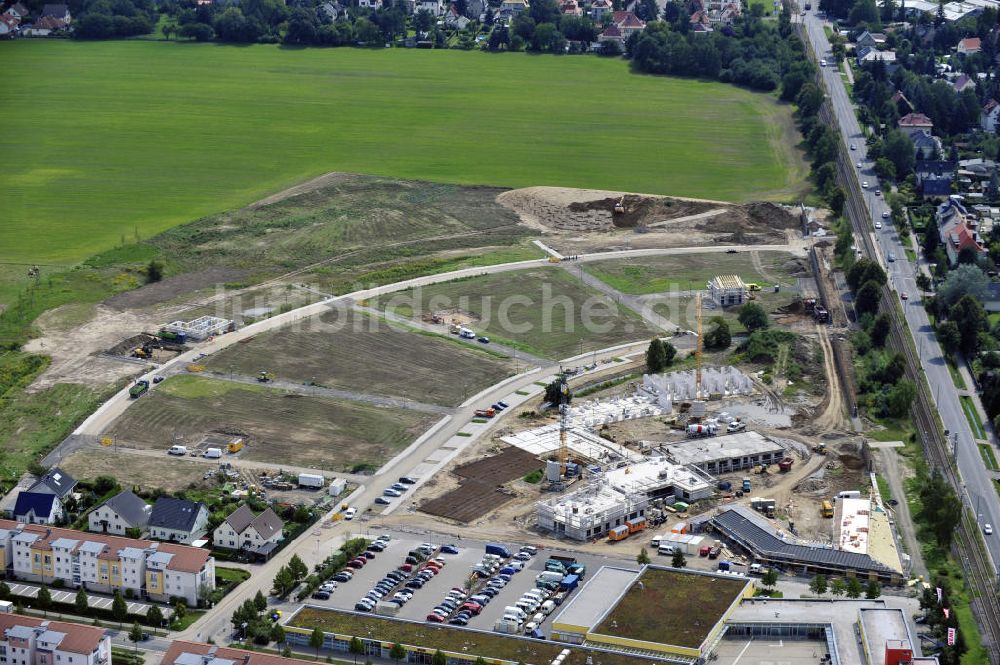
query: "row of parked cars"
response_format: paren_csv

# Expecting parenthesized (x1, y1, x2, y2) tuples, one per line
(355, 541, 462, 613)
(312, 535, 393, 600)
(375, 476, 419, 506)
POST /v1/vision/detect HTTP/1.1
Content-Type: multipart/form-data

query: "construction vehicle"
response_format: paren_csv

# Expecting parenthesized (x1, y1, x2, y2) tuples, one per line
(449, 323, 461, 334)
(614, 196, 625, 214)
(778, 457, 794, 472)
(474, 408, 496, 418)
(813, 305, 830, 324)
(686, 422, 718, 437)
(821, 500, 834, 518)
(132, 343, 153, 359)
(813, 442, 827, 455)
(257, 371, 273, 383)
(129, 380, 149, 399)
(745, 283, 762, 292)
(548, 256, 561, 263)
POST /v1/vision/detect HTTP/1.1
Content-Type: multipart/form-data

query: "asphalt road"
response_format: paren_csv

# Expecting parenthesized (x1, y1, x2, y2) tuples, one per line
(802, 10, 1000, 568)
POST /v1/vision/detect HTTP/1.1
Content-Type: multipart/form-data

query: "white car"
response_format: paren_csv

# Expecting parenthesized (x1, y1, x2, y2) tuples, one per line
(874, 221, 882, 229)
(344, 507, 357, 520)
(856, 161, 862, 169)
(882, 211, 890, 219)
(862, 181, 869, 189)
(985, 524, 994, 535)
(819, 59, 827, 67)
(850, 143, 856, 151)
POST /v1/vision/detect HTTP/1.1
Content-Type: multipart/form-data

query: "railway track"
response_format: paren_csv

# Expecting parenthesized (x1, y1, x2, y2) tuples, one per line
(818, 100, 1000, 654)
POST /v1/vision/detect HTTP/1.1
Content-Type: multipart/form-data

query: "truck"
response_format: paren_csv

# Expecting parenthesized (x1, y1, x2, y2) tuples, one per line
(742, 477, 752, 492)
(820, 500, 834, 518)
(158, 329, 187, 344)
(536, 571, 563, 585)
(485, 543, 511, 558)
(544, 559, 567, 575)
(458, 327, 476, 339)
(686, 423, 718, 437)
(778, 457, 794, 472)
(607, 525, 629, 542)
(559, 574, 579, 592)
(708, 545, 722, 559)
(547, 555, 584, 577)
(717, 480, 732, 492)
(129, 380, 149, 399)
(297, 473, 325, 489)
(474, 408, 496, 418)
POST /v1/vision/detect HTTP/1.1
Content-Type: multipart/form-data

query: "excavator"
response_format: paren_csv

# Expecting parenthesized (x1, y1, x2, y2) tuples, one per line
(257, 370, 274, 383)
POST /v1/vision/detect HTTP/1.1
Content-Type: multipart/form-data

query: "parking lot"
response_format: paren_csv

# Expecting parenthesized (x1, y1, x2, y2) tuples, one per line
(307, 532, 636, 638)
(7, 582, 153, 615)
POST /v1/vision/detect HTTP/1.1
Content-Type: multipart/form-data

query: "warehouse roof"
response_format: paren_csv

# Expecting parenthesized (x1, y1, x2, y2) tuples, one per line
(553, 566, 639, 632)
(711, 507, 894, 575)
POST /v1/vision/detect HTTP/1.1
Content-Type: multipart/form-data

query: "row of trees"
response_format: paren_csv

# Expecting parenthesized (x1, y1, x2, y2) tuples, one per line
(271, 553, 309, 598)
(808, 573, 881, 599)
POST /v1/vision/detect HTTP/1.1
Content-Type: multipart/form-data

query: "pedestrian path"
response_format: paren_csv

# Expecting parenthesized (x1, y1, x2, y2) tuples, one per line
(7, 582, 153, 615)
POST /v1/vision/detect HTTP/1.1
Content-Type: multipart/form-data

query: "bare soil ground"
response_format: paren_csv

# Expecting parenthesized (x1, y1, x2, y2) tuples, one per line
(204, 308, 514, 407)
(104, 268, 250, 311)
(105, 378, 437, 472)
(61, 448, 212, 493)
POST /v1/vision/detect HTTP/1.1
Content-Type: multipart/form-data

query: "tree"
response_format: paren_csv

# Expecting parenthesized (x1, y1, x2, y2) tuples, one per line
(846, 576, 863, 598)
(761, 568, 778, 589)
(389, 643, 407, 663)
(146, 605, 164, 628)
(349, 637, 365, 664)
(179, 22, 214, 40)
(885, 379, 916, 418)
(951, 294, 988, 355)
(870, 314, 890, 348)
(289, 554, 308, 580)
(544, 378, 570, 406)
(75, 586, 89, 614)
(432, 650, 447, 665)
(663, 340, 676, 365)
(272, 566, 295, 597)
(37, 586, 51, 616)
(646, 338, 668, 373)
(309, 627, 325, 659)
(937, 321, 961, 353)
(809, 574, 828, 596)
(847, 258, 887, 291)
(0, 583, 10, 601)
(270, 623, 285, 646)
(883, 130, 915, 177)
(830, 577, 846, 598)
(938, 264, 989, 307)
(637, 547, 651, 565)
(129, 622, 144, 655)
(873, 157, 897, 181)
(112, 591, 128, 627)
(144, 259, 163, 284)
(865, 580, 882, 598)
(671, 548, 687, 569)
(704, 317, 732, 349)
(855, 281, 882, 316)
(738, 302, 769, 332)
(254, 590, 268, 613)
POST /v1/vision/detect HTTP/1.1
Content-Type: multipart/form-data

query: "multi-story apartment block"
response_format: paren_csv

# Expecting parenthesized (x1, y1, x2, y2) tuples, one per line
(0, 520, 213, 606)
(0, 614, 110, 665)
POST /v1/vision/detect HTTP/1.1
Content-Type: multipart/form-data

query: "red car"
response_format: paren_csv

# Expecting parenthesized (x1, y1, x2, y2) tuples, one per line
(460, 602, 482, 616)
(399, 564, 413, 572)
(426, 613, 445, 623)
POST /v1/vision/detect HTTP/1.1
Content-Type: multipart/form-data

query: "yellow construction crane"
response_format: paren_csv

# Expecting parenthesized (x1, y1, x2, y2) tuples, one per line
(695, 292, 703, 398)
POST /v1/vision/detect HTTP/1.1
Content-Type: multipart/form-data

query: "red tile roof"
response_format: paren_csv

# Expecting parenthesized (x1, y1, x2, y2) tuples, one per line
(0, 615, 106, 655)
(163, 642, 317, 665)
(985, 99, 999, 113)
(959, 37, 981, 51)
(899, 112, 933, 128)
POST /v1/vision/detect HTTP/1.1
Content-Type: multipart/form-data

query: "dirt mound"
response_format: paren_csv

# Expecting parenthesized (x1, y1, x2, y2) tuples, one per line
(744, 202, 800, 230)
(838, 453, 865, 470)
(568, 195, 720, 229)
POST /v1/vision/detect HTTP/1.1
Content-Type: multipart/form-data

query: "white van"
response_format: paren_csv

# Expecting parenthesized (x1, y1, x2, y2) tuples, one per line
(203, 447, 222, 459)
(650, 535, 662, 548)
(504, 606, 527, 621)
(168, 445, 187, 456)
(658, 544, 676, 556)
(343, 507, 357, 520)
(541, 600, 556, 615)
(524, 590, 546, 602)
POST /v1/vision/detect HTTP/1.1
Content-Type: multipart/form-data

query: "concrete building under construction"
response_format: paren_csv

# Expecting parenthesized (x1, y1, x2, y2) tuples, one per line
(537, 457, 713, 541)
(162, 316, 234, 342)
(653, 431, 787, 474)
(639, 366, 754, 403)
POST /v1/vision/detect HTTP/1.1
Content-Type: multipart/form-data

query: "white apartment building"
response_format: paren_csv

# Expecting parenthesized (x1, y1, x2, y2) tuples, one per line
(0, 614, 110, 665)
(0, 520, 213, 606)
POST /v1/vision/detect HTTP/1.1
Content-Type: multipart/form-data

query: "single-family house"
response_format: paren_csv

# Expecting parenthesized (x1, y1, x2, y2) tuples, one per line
(610, 10, 645, 38)
(917, 169, 954, 199)
(12, 491, 62, 525)
(416, 0, 443, 13)
(148, 497, 208, 544)
(29, 467, 77, 501)
(857, 45, 897, 66)
(317, 1, 341, 20)
(982, 99, 1000, 133)
(957, 36, 981, 55)
(943, 221, 986, 264)
(560, 0, 582, 15)
(445, 4, 470, 27)
(590, 0, 612, 20)
(499, 0, 528, 18)
(855, 30, 886, 50)
(953, 73, 975, 92)
(4, 3, 29, 19)
(359, 0, 382, 9)
(708, 274, 747, 307)
(88, 490, 151, 535)
(598, 23, 624, 43)
(213, 505, 284, 558)
(467, 0, 487, 18)
(39, 3, 69, 21)
(0, 13, 17, 35)
(899, 112, 934, 139)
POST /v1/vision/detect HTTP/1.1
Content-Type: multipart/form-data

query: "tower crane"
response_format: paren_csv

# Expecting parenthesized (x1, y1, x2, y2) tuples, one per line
(558, 372, 570, 474)
(695, 292, 703, 398)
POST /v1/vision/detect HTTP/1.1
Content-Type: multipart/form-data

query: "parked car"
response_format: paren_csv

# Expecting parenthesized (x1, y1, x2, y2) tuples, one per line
(440, 544, 459, 554)
(312, 590, 331, 600)
(375, 497, 391, 505)
(426, 613, 445, 623)
(398, 476, 417, 484)
(478, 336, 490, 344)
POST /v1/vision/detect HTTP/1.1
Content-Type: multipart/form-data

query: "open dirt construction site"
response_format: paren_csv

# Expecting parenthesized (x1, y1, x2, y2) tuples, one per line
(39, 175, 902, 583)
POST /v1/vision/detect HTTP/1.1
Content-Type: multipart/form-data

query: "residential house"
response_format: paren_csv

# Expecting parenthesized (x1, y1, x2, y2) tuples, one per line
(39, 3, 69, 20)
(590, 0, 612, 20)
(857, 45, 897, 66)
(0, 614, 111, 665)
(943, 221, 986, 264)
(415, 0, 444, 13)
(891, 91, 914, 116)
(88, 490, 151, 536)
(148, 497, 208, 544)
(598, 23, 624, 43)
(163, 642, 318, 665)
(212, 505, 284, 558)
(317, 2, 341, 20)
(560, 0, 582, 15)
(444, 4, 469, 27)
(708, 274, 747, 307)
(0, 13, 17, 36)
(689, 11, 712, 32)
(855, 30, 886, 50)
(4, 3, 29, 19)
(467, 0, 487, 18)
(610, 10, 645, 38)
(358, 0, 382, 9)
(952, 73, 975, 92)
(29, 468, 77, 501)
(957, 36, 981, 55)
(982, 99, 1000, 132)
(713, 1, 740, 24)
(499, 0, 528, 18)
(898, 112, 934, 140)
(913, 132, 944, 160)
(0, 520, 213, 605)
(916, 160, 956, 199)
(12, 492, 62, 525)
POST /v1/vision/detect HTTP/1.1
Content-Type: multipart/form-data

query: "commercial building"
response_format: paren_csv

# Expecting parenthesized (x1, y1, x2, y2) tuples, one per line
(0, 520, 214, 606)
(708, 275, 747, 307)
(835, 498, 904, 575)
(654, 431, 787, 474)
(537, 457, 712, 541)
(0, 614, 111, 665)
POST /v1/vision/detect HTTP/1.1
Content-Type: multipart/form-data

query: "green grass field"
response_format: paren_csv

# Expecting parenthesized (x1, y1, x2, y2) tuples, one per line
(1, 41, 807, 269)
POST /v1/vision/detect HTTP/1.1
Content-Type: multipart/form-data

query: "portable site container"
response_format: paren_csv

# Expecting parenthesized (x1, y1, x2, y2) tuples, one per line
(607, 525, 629, 541)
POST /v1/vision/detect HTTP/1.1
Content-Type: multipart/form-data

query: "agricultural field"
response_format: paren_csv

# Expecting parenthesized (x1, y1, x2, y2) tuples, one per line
(381, 267, 660, 359)
(2, 41, 807, 273)
(105, 375, 437, 472)
(204, 308, 515, 407)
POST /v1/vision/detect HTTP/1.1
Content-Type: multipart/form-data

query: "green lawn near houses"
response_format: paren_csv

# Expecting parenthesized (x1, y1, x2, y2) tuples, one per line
(0, 41, 807, 274)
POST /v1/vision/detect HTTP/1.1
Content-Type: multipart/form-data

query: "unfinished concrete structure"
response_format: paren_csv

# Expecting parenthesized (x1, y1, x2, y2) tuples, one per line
(162, 316, 234, 342)
(640, 366, 753, 402)
(652, 431, 786, 474)
(708, 275, 747, 306)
